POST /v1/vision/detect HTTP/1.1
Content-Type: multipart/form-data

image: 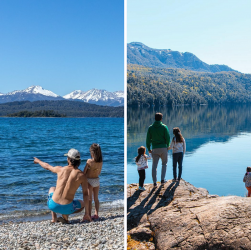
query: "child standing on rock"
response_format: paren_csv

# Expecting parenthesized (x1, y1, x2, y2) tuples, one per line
(168, 127, 186, 182)
(135, 146, 151, 191)
(243, 167, 251, 197)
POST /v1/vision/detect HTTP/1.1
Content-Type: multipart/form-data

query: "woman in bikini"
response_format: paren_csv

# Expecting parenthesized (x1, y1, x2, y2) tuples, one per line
(84, 143, 103, 220)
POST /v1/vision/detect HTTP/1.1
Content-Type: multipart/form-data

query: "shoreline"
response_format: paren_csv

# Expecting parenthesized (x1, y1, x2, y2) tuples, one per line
(127, 181, 247, 197)
(0, 207, 124, 249)
(0, 203, 124, 224)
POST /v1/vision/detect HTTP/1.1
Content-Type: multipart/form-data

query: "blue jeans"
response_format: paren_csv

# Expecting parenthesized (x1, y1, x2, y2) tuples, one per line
(173, 152, 183, 180)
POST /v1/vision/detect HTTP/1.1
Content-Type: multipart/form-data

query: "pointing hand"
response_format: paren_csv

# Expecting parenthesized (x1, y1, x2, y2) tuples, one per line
(34, 157, 40, 164)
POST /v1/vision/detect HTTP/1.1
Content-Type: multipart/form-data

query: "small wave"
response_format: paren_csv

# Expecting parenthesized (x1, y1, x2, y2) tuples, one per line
(0, 209, 50, 222)
(101, 199, 124, 208)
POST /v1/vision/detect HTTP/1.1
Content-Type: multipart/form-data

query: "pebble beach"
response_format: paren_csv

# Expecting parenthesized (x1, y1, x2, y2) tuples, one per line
(0, 208, 124, 250)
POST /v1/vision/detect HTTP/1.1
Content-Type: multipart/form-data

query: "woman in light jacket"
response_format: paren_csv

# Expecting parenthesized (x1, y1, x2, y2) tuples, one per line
(168, 127, 186, 181)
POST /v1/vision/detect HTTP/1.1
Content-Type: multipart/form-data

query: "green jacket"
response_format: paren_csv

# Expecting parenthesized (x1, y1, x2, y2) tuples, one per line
(146, 121, 170, 151)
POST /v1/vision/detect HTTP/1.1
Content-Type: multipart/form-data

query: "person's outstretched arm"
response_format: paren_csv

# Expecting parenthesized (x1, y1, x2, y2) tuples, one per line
(81, 176, 91, 222)
(168, 140, 173, 150)
(146, 154, 152, 160)
(146, 127, 152, 153)
(34, 157, 61, 173)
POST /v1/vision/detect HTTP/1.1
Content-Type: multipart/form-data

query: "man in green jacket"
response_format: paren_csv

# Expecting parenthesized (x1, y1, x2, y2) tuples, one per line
(146, 112, 170, 187)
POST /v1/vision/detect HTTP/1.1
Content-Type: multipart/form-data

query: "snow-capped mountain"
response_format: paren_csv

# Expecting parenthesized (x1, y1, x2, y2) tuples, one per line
(0, 85, 63, 104)
(14, 85, 59, 97)
(0, 86, 124, 106)
(63, 88, 124, 106)
(63, 90, 85, 100)
(113, 91, 124, 98)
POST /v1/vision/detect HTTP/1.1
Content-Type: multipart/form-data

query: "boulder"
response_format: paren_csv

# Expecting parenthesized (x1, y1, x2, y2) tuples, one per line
(127, 180, 251, 249)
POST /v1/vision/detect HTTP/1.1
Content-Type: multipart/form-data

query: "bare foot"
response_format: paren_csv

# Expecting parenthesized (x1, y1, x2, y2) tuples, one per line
(81, 214, 92, 222)
(62, 214, 69, 222)
(57, 217, 69, 224)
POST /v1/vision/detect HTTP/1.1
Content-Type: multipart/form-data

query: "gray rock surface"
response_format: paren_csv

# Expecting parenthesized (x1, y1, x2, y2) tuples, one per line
(127, 180, 251, 250)
(0, 209, 124, 250)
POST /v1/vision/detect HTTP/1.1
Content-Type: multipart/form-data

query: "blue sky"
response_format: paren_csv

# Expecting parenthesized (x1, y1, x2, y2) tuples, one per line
(0, 0, 124, 95)
(128, 0, 251, 74)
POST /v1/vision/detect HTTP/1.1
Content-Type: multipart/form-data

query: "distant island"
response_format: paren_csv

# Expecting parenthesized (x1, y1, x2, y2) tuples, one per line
(7, 110, 66, 117)
(0, 100, 123, 117)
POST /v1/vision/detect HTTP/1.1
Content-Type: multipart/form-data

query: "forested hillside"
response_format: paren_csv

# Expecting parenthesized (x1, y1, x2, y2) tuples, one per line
(0, 100, 123, 117)
(127, 64, 251, 106)
(128, 42, 236, 73)
(7, 110, 66, 117)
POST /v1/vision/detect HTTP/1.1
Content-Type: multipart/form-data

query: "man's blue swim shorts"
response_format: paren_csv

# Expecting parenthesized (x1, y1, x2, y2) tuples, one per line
(47, 193, 82, 215)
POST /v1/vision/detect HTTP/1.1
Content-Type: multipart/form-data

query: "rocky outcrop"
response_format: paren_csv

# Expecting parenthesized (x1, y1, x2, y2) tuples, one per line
(127, 180, 251, 250)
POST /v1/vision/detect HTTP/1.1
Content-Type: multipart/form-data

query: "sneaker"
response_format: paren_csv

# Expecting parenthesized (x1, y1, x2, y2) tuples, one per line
(139, 186, 146, 191)
(153, 183, 157, 188)
(172, 179, 177, 182)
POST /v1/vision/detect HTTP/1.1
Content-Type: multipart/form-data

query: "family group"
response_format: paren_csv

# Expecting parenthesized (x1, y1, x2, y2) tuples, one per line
(136, 112, 251, 198)
(135, 112, 186, 191)
(34, 143, 102, 223)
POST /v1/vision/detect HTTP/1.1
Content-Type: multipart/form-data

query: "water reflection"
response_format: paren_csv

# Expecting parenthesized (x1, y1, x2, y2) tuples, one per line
(128, 104, 251, 159)
(127, 104, 251, 196)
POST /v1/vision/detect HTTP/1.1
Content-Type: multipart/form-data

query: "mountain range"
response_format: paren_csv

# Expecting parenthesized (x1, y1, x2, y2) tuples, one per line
(127, 42, 251, 106)
(128, 42, 237, 73)
(0, 86, 124, 106)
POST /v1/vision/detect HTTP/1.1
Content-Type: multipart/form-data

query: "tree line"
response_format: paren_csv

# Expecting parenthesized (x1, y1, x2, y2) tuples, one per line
(0, 100, 123, 117)
(127, 64, 251, 106)
(7, 110, 66, 117)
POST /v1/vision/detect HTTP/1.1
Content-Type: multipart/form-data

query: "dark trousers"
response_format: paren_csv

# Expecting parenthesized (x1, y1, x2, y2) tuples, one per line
(173, 152, 183, 180)
(138, 169, 146, 187)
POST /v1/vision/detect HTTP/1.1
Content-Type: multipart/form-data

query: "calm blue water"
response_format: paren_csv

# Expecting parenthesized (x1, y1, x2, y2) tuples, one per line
(127, 105, 251, 197)
(0, 118, 124, 221)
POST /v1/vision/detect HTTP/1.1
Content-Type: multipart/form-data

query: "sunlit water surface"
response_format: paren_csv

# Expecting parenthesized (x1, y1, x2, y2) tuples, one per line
(127, 104, 251, 197)
(0, 118, 124, 221)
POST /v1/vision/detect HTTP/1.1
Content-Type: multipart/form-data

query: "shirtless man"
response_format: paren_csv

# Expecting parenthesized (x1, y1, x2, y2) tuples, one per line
(34, 148, 91, 223)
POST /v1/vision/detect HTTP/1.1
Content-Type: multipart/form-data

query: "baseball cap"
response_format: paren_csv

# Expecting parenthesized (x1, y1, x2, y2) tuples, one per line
(64, 148, 81, 160)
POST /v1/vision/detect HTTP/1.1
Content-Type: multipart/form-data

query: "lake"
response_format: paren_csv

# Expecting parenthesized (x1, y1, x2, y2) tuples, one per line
(127, 104, 251, 197)
(0, 117, 124, 222)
